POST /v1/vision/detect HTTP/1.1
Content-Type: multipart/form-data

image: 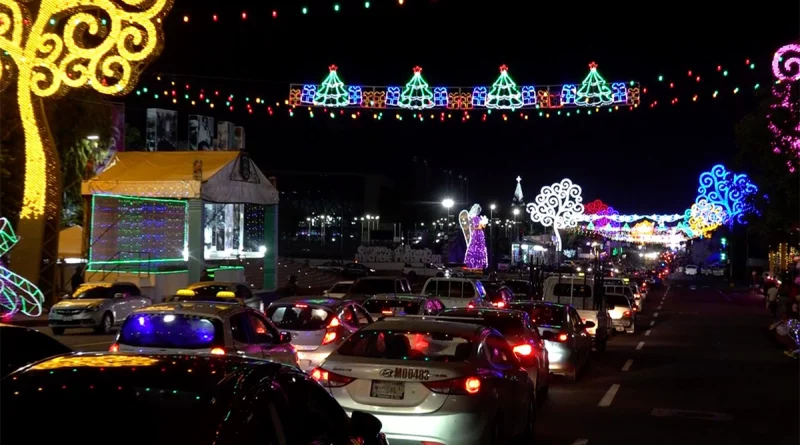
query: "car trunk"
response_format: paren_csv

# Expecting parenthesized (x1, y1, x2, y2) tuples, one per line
(283, 328, 327, 351)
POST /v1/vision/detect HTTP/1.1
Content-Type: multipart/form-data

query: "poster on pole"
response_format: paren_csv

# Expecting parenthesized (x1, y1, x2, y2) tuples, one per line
(96, 102, 125, 174)
(188, 115, 215, 150)
(145, 108, 178, 151)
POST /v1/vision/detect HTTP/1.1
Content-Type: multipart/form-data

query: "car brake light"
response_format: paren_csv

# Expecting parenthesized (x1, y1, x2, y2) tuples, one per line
(494, 301, 506, 308)
(467, 303, 475, 309)
(311, 368, 354, 387)
(295, 303, 308, 308)
(512, 344, 533, 356)
(557, 333, 568, 342)
(322, 331, 337, 345)
(623, 310, 631, 317)
(381, 310, 393, 315)
(210, 347, 226, 355)
(633, 305, 639, 312)
(328, 317, 340, 327)
(109, 343, 119, 352)
(423, 376, 481, 395)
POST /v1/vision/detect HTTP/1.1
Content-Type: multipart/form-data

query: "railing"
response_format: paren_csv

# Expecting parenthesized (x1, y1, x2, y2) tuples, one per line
(86, 251, 152, 282)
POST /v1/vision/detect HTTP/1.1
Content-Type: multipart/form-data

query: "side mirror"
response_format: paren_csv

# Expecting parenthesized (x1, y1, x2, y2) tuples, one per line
(540, 331, 555, 340)
(279, 331, 292, 344)
(584, 321, 596, 328)
(113, 293, 125, 299)
(351, 411, 383, 442)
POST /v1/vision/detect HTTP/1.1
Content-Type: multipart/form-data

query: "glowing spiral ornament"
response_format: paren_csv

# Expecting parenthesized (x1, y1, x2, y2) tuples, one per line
(527, 178, 584, 251)
(696, 164, 757, 226)
(773, 43, 800, 82)
(0, 218, 46, 318)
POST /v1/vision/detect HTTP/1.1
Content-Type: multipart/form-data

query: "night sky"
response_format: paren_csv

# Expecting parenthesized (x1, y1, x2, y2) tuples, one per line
(126, 0, 800, 215)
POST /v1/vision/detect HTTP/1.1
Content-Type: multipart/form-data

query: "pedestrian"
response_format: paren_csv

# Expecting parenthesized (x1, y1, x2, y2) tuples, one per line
(70, 265, 84, 292)
(767, 284, 780, 317)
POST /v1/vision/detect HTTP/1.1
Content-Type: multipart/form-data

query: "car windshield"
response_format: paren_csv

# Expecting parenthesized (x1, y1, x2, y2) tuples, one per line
(71, 284, 112, 299)
(338, 329, 473, 361)
(119, 314, 223, 349)
(528, 305, 566, 326)
(328, 283, 352, 293)
(606, 295, 630, 307)
(267, 305, 333, 331)
(363, 299, 421, 315)
(439, 312, 525, 337)
(350, 280, 395, 295)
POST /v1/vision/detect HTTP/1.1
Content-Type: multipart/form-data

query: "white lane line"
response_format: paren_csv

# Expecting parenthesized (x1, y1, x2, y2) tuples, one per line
(645, 329, 652, 336)
(657, 305, 663, 310)
(650, 320, 656, 327)
(622, 359, 634, 371)
(636, 341, 645, 350)
(653, 312, 659, 318)
(73, 341, 113, 347)
(664, 285, 670, 297)
(598, 384, 621, 407)
(570, 440, 589, 445)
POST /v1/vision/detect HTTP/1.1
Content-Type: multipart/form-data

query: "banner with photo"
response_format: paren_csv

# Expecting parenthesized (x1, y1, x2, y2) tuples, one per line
(217, 121, 234, 150)
(95, 102, 125, 174)
(188, 115, 215, 150)
(145, 108, 178, 151)
(233, 126, 245, 150)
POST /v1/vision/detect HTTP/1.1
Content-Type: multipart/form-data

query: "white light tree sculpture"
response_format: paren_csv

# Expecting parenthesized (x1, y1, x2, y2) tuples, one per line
(527, 178, 585, 252)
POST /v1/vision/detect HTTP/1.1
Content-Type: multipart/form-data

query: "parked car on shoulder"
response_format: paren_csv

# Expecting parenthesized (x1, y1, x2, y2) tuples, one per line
(342, 262, 375, 278)
(0, 324, 71, 378)
(48, 282, 150, 335)
(315, 261, 344, 273)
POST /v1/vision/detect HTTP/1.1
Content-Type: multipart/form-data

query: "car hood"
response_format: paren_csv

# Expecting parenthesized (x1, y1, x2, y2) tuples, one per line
(53, 299, 107, 309)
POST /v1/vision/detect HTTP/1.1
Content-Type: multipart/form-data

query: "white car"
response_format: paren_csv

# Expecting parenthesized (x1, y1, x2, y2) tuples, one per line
(324, 281, 354, 298)
(49, 282, 151, 335)
(685, 265, 698, 276)
(112, 300, 298, 367)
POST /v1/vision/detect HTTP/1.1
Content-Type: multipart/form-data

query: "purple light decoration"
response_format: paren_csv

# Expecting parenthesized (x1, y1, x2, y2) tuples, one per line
(596, 206, 620, 231)
(462, 205, 488, 270)
(772, 43, 800, 82)
(768, 82, 800, 173)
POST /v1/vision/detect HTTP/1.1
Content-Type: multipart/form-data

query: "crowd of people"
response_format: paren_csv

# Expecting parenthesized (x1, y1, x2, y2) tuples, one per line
(765, 276, 800, 359)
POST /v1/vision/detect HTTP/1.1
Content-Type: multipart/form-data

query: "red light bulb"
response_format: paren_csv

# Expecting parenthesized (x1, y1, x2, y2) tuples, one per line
(212, 14, 218, 22)
(241, 12, 247, 20)
(272, 10, 277, 18)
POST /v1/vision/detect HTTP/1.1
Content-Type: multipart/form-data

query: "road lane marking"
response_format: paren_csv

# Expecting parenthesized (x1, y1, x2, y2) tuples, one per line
(598, 384, 620, 407)
(653, 312, 659, 318)
(657, 305, 662, 310)
(645, 330, 651, 336)
(73, 341, 113, 347)
(622, 359, 633, 371)
(570, 440, 589, 445)
(650, 408, 733, 421)
(636, 341, 645, 350)
(650, 320, 655, 327)
(664, 285, 670, 296)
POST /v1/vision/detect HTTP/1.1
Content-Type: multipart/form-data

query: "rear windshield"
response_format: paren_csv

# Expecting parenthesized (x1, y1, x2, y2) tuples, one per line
(71, 284, 111, 299)
(267, 305, 332, 331)
(553, 283, 591, 299)
(423, 280, 482, 299)
(328, 283, 352, 293)
(606, 295, 630, 307)
(363, 299, 421, 315)
(528, 305, 565, 326)
(119, 314, 222, 349)
(338, 330, 473, 362)
(439, 312, 525, 337)
(350, 280, 395, 295)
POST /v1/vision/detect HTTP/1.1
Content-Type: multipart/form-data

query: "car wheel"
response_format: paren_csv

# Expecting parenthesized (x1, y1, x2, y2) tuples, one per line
(52, 327, 65, 335)
(95, 312, 113, 334)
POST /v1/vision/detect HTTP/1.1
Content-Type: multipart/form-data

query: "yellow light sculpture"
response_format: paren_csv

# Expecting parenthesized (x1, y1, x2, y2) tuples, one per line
(631, 220, 655, 239)
(687, 199, 725, 238)
(0, 0, 174, 286)
(30, 354, 161, 370)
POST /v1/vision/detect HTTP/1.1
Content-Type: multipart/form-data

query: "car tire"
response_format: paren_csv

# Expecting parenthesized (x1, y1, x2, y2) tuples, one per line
(52, 327, 65, 335)
(95, 312, 113, 334)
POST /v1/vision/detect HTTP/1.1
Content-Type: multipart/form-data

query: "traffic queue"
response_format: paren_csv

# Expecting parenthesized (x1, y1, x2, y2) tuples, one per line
(3, 272, 655, 445)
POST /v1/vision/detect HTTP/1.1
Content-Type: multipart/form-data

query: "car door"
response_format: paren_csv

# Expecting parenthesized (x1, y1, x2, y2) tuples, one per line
(570, 308, 591, 364)
(248, 311, 296, 366)
(109, 285, 131, 321)
(229, 311, 265, 359)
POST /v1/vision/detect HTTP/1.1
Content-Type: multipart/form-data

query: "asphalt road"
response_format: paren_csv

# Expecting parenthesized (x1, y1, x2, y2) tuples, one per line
(32, 278, 799, 444)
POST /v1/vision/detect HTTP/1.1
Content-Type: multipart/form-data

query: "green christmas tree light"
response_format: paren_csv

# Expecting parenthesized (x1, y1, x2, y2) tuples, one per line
(486, 64, 522, 109)
(575, 62, 613, 107)
(399, 66, 434, 109)
(313, 64, 349, 107)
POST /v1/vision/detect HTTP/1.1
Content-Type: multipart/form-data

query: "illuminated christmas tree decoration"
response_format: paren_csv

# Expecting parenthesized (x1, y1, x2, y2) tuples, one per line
(399, 66, 434, 110)
(527, 178, 584, 252)
(313, 65, 350, 107)
(696, 164, 758, 227)
(0, 218, 45, 318)
(772, 43, 800, 82)
(486, 65, 523, 110)
(575, 62, 613, 107)
(458, 205, 489, 270)
(0, 0, 173, 285)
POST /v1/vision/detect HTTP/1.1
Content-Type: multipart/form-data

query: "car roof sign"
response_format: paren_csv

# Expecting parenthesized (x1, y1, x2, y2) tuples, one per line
(176, 289, 196, 297)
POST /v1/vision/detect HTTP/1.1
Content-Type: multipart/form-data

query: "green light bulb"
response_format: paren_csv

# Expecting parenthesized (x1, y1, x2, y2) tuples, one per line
(365, 1, 370, 7)
(333, 3, 340, 11)
(302, 7, 308, 14)
(658, 75, 663, 81)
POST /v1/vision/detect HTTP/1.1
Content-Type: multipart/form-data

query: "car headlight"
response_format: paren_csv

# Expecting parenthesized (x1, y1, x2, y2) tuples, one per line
(85, 305, 100, 312)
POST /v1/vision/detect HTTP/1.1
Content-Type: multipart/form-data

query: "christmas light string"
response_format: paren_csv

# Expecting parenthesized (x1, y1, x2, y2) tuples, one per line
(770, 42, 800, 172)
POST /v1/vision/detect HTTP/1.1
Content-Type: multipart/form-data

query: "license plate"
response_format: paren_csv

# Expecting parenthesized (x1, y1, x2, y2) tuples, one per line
(370, 380, 404, 400)
(62, 316, 73, 321)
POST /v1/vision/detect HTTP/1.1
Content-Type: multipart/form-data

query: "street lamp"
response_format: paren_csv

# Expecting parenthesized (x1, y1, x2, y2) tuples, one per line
(442, 198, 454, 210)
(86, 135, 99, 141)
(489, 204, 496, 269)
(513, 208, 520, 241)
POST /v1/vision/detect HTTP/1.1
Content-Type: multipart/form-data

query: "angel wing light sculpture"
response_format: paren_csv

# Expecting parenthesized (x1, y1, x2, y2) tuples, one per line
(462, 204, 488, 270)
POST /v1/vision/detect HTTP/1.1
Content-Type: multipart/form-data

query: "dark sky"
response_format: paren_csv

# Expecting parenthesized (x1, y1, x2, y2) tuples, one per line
(127, 0, 800, 215)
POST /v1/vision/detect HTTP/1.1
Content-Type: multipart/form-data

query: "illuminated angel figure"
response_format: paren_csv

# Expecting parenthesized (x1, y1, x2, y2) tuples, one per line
(0, 218, 45, 318)
(0, 0, 174, 285)
(458, 205, 488, 270)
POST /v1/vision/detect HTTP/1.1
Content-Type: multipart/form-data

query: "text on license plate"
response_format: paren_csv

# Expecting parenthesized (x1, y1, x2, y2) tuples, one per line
(370, 380, 404, 400)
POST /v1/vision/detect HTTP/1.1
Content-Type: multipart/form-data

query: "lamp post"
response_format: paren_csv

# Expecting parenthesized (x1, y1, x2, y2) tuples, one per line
(513, 208, 520, 241)
(490, 204, 496, 269)
(442, 198, 454, 235)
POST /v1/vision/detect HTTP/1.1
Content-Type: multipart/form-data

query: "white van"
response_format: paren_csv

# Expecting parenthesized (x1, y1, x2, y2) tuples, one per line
(421, 277, 490, 309)
(542, 275, 611, 352)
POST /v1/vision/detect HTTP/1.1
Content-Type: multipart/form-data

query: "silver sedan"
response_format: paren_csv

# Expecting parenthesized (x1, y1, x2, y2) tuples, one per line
(313, 318, 537, 445)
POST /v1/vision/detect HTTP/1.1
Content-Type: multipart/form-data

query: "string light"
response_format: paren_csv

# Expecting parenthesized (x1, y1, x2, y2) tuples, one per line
(0, 218, 46, 317)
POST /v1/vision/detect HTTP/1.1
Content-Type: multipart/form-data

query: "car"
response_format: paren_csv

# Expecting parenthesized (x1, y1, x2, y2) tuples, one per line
(346, 276, 412, 303)
(0, 324, 71, 378)
(167, 281, 264, 313)
(510, 302, 592, 381)
(48, 282, 151, 334)
(604, 284, 640, 313)
(324, 281, 354, 298)
(112, 301, 298, 366)
(315, 261, 344, 273)
(342, 262, 375, 278)
(605, 293, 636, 334)
(541, 275, 611, 351)
(434, 308, 550, 399)
(2, 353, 388, 445)
(482, 282, 514, 308)
(685, 264, 698, 276)
(401, 263, 447, 280)
(421, 277, 491, 309)
(362, 294, 445, 319)
(313, 317, 537, 445)
(267, 297, 373, 371)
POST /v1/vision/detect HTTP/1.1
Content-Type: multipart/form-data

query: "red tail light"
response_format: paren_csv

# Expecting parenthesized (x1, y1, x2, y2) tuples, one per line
(557, 333, 569, 342)
(423, 376, 481, 395)
(467, 303, 475, 309)
(210, 347, 226, 355)
(623, 310, 632, 317)
(322, 331, 337, 345)
(381, 310, 393, 315)
(328, 317, 340, 327)
(109, 343, 119, 352)
(311, 368, 354, 387)
(632, 305, 639, 312)
(295, 303, 308, 308)
(512, 344, 533, 356)
(321, 316, 341, 345)
(494, 301, 506, 308)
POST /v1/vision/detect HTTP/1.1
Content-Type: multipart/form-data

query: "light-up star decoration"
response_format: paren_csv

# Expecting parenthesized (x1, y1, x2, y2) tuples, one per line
(0, 218, 45, 318)
(685, 199, 726, 238)
(0, 0, 174, 285)
(527, 178, 584, 252)
(696, 164, 758, 227)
